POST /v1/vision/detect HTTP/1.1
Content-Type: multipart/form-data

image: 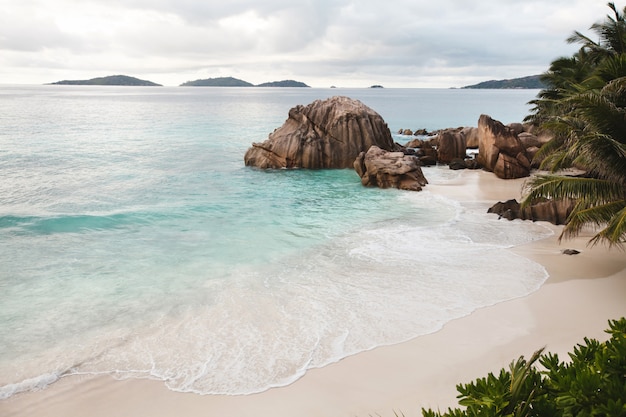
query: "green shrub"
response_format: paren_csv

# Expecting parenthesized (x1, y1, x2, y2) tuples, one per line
(422, 318, 626, 417)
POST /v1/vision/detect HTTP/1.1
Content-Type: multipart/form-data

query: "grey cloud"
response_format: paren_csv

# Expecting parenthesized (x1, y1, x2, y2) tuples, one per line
(0, 14, 83, 52)
(0, 0, 613, 86)
(107, 0, 348, 26)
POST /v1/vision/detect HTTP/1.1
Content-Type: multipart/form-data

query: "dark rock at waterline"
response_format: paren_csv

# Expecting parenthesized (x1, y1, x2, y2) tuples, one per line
(488, 199, 522, 220)
(562, 249, 581, 255)
(449, 158, 468, 170)
(488, 198, 576, 225)
(419, 155, 438, 166)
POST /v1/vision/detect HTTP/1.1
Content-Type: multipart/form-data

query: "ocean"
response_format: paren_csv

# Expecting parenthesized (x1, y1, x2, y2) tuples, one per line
(0, 85, 551, 398)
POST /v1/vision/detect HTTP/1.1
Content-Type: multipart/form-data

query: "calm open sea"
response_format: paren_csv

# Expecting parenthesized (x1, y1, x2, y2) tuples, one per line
(0, 86, 550, 398)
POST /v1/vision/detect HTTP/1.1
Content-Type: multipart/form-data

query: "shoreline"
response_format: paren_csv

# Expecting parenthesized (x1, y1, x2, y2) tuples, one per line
(3, 169, 625, 417)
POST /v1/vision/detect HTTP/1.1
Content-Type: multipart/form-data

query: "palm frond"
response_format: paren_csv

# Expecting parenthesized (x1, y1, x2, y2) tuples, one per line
(562, 90, 626, 140)
(537, 150, 574, 173)
(594, 55, 626, 84)
(601, 75, 626, 106)
(569, 134, 626, 181)
(531, 136, 565, 168)
(562, 199, 626, 240)
(522, 176, 623, 207)
(586, 202, 626, 248)
(567, 30, 599, 47)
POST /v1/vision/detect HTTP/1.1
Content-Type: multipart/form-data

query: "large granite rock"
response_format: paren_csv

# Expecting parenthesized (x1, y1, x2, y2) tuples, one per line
(477, 114, 530, 179)
(354, 146, 428, 191)
(494, 152, 531, 179)
(437, 130, 467, 163)
(518, 132, 542, 149)
(488, 198, 576, 225)
(462, 126, 480, 149)
(244, 96, 395, 169)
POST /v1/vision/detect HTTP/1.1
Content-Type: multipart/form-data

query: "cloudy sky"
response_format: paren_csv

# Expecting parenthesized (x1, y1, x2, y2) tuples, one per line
(0, 0, 613, 87)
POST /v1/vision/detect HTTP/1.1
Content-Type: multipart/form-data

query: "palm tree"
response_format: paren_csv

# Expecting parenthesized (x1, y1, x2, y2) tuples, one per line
(522, 3, 626, 248)
(522, 77, 626, 247)
(524, 50, 595, 126)
(526, 2, 626, 125)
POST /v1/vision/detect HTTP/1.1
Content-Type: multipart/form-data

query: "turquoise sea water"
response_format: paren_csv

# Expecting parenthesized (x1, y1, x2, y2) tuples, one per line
(0, 86, 551, 398)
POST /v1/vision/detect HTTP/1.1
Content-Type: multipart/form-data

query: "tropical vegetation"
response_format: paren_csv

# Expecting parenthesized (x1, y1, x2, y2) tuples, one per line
(422, 318, 626, 417)
(523, 2, 626, 248)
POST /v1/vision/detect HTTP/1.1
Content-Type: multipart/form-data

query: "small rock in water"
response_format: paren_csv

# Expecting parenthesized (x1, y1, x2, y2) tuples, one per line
(561, 249, 581, 255)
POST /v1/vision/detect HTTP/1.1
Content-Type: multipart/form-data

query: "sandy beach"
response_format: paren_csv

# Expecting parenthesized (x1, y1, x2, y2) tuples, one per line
(3, 169, 625, 417)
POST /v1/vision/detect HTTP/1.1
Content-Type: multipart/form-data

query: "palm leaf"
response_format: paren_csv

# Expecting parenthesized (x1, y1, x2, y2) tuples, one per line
(522, 3, 626, 249)
(562, 199, 626, 241)
(522, 176, 623, 206)
(569, 134, 626, 182)
(563, 87, 626, 140)
(588, 203, 626, 247)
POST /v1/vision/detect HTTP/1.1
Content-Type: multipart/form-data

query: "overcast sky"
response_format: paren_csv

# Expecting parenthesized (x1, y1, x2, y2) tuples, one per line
(0, 0, 614, 87)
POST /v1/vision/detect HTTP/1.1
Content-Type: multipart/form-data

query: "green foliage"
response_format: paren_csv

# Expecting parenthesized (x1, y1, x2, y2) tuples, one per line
(422, 318, 626, 417)
(523, 3, 626, 248)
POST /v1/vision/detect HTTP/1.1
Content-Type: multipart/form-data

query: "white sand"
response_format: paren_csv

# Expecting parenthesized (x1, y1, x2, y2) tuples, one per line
(3, 169, 625, 417)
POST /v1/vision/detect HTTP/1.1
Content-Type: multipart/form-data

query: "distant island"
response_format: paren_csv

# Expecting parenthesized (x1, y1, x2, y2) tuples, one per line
(256, 80, 309, 87)
(181, 77, 310, 87)
(462, 75, 545, 89)
(48, 75, 161, 86)
(180, 77, 254, 87)
(46, 74, 547, 89)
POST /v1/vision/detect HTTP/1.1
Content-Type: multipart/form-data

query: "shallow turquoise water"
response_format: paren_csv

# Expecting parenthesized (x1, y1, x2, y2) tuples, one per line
(0, 86, 550, 397)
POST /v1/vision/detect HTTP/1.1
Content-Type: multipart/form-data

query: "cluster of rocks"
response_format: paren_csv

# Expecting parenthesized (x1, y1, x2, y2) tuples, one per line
(399, 116, 552, 179)
(243, 96, 575, 226)
(397, 128, 435, 136)
(243, 96, 555, 184)
(244, 96, 428, 191)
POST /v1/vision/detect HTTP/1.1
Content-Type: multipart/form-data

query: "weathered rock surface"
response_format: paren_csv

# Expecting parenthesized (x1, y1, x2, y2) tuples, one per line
(507, 122, 525, 136)
(405, 138, 425, 148)
(462, 126, 480, 148)
(400, 116, 551, 176)
(354, 146, 428, 191)
(493, 152, 531, 179)
(405, 137, 438, 149)
(449, 157, 480, 170)
(488, 198, 576, 225)
(477, 115, 530, 179)
(244, 96, 395, 169)
(448, 158, 468, 170)
(437, 130, 467, 163)
(518, 132, 542, 149)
